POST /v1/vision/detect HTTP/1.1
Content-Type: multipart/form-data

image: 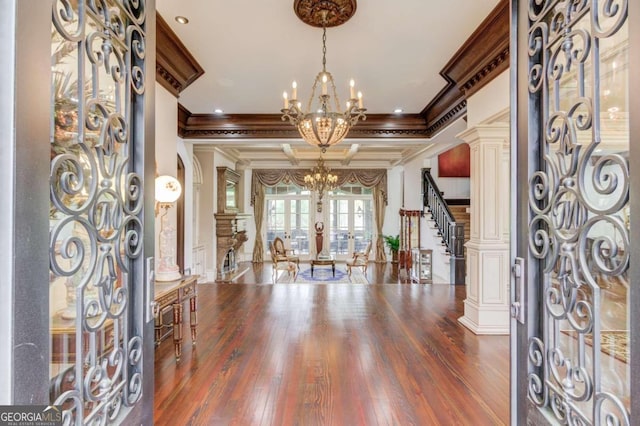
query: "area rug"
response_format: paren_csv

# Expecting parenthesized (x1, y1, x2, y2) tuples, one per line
(562, 330, 628, 364)
(276, 266, 368, 284)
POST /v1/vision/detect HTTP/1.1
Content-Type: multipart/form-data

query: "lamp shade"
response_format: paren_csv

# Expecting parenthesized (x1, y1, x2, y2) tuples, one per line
(155, 175, 182, 203)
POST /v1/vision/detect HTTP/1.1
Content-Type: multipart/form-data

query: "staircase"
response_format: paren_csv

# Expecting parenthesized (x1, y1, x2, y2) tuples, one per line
(422, 169, 467, 285)
(447, 204, 471, 253)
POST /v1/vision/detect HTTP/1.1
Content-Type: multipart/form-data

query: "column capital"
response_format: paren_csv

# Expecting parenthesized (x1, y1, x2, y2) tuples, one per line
(457, 123, 509, 147)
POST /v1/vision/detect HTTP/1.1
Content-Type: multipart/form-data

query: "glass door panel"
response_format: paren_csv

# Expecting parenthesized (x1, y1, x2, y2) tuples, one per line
(514, 1, 632, 423)
(48, 0, 151, 422)
(266, 199, 286, 250)
(329, 199, 350, 257)
(290, 199, 310, 255)
(352, 199, 373, 253)
(265, 197, 311, 258)
(328, 197, 373, 260)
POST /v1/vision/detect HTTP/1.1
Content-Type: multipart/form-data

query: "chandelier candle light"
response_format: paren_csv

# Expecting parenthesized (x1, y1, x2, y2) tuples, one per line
(281, 11, 366, 152)
(304, 157, 338, 212)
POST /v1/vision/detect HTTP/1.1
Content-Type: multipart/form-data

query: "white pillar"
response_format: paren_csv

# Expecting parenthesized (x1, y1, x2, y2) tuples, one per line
(457, 123, 510, 335)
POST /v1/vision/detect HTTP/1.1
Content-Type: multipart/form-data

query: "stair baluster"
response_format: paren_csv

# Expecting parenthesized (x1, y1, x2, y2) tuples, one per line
(422, 168, 465, 285)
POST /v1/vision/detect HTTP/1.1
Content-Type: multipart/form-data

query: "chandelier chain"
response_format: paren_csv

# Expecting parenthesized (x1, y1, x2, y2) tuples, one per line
(322, 25, 327, 72)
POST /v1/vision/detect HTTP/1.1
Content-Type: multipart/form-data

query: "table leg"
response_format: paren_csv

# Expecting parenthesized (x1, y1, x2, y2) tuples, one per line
(154, 311, 162, 347)
(190, 294, 197, 345)
(311, 264, 314, 277)
(172, 302, 183, 361)
(332, 263, 335, 277)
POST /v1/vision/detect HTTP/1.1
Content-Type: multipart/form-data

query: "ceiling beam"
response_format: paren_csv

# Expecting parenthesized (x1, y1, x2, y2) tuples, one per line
(281, 144, 299, 166)
(342, 144, 360, 166)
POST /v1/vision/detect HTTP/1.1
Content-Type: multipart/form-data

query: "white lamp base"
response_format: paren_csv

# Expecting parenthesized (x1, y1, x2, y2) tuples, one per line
(155, 267, 182, 282)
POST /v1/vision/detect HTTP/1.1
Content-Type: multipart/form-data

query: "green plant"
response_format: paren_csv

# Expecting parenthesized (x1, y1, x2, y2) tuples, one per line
(383, 234, 400, 253)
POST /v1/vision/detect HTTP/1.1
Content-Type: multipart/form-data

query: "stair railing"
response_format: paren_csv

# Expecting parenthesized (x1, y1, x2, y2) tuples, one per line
(422, 168, 465, 284)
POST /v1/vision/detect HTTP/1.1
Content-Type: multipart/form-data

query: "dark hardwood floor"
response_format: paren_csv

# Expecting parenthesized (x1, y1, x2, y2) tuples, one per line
(154, 262, 510, 425)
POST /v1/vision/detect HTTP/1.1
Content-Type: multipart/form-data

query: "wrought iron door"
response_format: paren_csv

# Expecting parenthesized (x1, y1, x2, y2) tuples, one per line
(48, 0, 154, 423)
(513, 0, 637, 424)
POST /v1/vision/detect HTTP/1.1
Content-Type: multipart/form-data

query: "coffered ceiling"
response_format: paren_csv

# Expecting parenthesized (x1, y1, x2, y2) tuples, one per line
(155, 0, 503, 167)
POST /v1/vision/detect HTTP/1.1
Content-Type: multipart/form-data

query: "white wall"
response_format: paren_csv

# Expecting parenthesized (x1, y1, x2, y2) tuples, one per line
(194, 148, 240, 280)
(466, 70, 510, 127)
(154, 83, 178, 274)
(155, 84, 196, 276)
(240, 166, 256, 260)
(405, 118, 471, 206)
(194, 149, 215, 279)
(382, 166, 403, 244)
(178, 140, 194, 271)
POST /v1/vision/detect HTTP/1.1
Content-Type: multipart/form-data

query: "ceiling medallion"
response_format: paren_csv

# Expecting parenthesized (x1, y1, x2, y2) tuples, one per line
(293, 0, 357, 28)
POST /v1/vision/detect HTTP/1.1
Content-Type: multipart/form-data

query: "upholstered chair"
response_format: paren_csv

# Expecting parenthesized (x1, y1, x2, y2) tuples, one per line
(345, 240, 372, 276)
(272, 236, 300, 268)
(269, 241, 298, 282)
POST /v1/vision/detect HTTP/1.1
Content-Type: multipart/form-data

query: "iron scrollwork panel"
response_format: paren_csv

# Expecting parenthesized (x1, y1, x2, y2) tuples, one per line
(526, 0, 630, 424)
(49, 0, 146, 424)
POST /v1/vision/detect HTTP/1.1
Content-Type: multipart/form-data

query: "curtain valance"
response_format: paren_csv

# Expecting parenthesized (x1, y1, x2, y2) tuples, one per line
(251, 168, 388, 206)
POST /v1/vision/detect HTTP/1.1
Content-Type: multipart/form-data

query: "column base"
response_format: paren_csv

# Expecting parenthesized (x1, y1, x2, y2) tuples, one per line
(458, 298, 509, 335)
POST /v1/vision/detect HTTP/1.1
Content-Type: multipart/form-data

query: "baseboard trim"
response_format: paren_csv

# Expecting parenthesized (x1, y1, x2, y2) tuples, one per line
(458, 315, 509, 335)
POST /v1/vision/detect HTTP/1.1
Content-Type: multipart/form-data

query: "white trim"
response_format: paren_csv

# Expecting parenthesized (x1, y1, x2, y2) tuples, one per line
(0, 0, 17, 403)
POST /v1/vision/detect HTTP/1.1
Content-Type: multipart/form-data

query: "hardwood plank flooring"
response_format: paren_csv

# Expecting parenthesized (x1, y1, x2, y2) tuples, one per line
(154, 262, 509, 425)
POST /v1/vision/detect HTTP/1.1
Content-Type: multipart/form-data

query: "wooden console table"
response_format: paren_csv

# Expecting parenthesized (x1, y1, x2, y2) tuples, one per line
(154, 275, 198, 361)
(310, 256, 336, 277)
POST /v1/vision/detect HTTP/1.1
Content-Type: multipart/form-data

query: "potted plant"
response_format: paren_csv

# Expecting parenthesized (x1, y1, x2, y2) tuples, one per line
(383, 234, 400, 264)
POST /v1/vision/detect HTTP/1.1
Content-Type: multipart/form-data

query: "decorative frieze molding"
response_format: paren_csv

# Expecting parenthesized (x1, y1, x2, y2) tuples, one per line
(425, 98, 467, 137)
(178, 111, 429, 139)
(460, 47, 510, 96)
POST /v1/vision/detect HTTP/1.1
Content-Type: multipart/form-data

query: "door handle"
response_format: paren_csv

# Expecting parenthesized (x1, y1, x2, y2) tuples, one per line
(145, 257, 155, 323)
(511, 257, 525, 324)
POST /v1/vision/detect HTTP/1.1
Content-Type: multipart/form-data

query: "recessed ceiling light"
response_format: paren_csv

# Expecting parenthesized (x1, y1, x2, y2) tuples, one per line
(175, 16, 189, 24)
(394, 108, 404, 113)
(214, 109, 223, 114)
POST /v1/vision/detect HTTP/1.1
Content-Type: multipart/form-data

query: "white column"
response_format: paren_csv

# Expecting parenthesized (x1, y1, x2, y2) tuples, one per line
(457, 123, 510, 335)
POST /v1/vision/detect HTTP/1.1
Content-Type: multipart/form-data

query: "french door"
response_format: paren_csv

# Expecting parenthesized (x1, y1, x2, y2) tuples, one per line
(513, 0, 638, 424)
(265, 197, 311, 257)
(3, 0, 155, 423)
(326, 197, 373, 260)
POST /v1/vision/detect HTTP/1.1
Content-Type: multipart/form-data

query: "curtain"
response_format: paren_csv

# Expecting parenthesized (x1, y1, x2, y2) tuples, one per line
(251, 168, 388, 262)
(374, 184, 387, 263)
(252, 184, 265, 263)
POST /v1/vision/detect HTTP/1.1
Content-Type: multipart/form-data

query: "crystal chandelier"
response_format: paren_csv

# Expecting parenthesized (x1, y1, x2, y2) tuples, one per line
(304, 157, 338, 202)
(281, 13, 366, 153)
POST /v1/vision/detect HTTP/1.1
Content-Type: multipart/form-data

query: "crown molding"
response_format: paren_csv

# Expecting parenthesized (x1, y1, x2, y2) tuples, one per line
(422, 83, 467, 137)
(178, 111, 429, 139)
(156, 13, 205, 97)
(421, 0, 508, 136)
(440, 0, 509, 97)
